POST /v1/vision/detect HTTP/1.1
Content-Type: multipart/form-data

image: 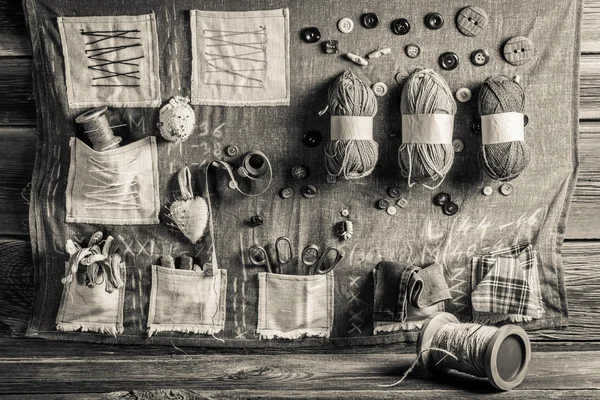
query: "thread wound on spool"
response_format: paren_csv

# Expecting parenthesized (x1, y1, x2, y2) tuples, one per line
(398, 69, 456, 189)
(478, 75, 530, 181)
(75, 107, 122, 152)
(325, 70, 379, 179)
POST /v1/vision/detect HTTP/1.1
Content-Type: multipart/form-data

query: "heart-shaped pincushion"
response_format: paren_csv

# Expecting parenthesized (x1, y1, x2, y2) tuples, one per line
(169, 196, 209, 244)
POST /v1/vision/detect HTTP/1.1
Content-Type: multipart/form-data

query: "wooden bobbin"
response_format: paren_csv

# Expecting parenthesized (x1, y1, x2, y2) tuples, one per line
(417, 312, 531, 391)
(75, 106, 122, 151)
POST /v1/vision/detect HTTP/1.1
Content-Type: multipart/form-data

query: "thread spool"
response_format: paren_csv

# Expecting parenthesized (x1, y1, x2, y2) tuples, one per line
(417, 312, 531, 391)
(325, 70, 379, 179)
(478, 76, 530, 181)
(238, 151, 270, 180)
(75, 107, 122, 152)
(398, 69, 456, 189)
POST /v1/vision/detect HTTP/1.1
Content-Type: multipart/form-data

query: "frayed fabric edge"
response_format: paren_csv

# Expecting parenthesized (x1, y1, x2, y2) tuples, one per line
(472, 313, 534, 325)
(373, 320, 423, 335)
(147, 324, 223, 338)
(57, 322, 124, 336)
(257, 328, 330, 340)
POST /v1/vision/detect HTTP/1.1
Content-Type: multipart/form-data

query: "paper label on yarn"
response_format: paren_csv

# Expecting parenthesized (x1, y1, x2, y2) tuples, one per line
(481, 112, 525, 144)
(330, 116, 373, 141)
(401, 114, 454, 144)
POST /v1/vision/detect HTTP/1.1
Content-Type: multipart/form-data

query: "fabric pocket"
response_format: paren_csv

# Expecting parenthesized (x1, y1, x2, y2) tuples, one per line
(257, 272, 334, 339)
(147, 265, 227, 337)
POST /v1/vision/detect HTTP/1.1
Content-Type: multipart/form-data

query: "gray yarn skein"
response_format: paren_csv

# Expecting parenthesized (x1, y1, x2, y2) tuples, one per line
(325, 70, 379, 179)
(399, 69, 456, 189)
(478, 76, 530, 181)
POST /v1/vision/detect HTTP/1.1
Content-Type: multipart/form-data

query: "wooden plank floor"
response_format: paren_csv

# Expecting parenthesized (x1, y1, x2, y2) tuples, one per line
(0, 0, 599, 397)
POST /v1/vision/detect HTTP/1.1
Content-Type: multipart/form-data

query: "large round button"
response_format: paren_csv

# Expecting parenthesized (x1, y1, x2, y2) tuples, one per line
(442, 201, 459, 216)
(301, 27, 321, 43)
(361, 13, 380, 29)
(291, 165, 309, 180)
(456, 6, 488, 37)
(395, 70, 409, 84)
(472, 119, 482, 134)
(303, 130, 322, 148)
(391, 18, 410, 35)
(405, 44, 421, 59)
(377, 199, 390, 210)
(452, 139, 464, 153)
(302, 185, 318, 199)
(470, 49, 490, 66)
(250, 215, 264, 227)
(372, 82, 388, 97)
(425, 12, 444, 30)
(439, 52, 459, 70)
(434, 192, 451, 206)
(503, 36, 535, 66)
(455, 88, 472, 103)
(500, 183, 514, 196)
(338, 17, 354, 33)
(280, 187, 294, 199)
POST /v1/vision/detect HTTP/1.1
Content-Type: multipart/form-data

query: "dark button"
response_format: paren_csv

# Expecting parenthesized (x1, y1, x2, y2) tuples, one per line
(391, 18, 410, 35)
(434, 192, 451, 206)
(301, 27, 321, 43)
(322, 40, 339, 54)
(524, 115, 529, 127)
(361, 13, 380, 29)
(291, 165, 309, 180)
(388, 130, 400, 140)
(425, 12, 444, 30)
(388, 187, 401, 198)
(442, 201, 459, 216)
(470, 49, 490, 66)
(225, 145, 239, 157)
(302, 185, 318, 198)
(280, 188, 294, 199)
(250, 215, 264, 227)
(377, 199, 390, 210)
(439, 52, 459, 70)
(472, 119, 482, 134)
(303, 130, 322, 148)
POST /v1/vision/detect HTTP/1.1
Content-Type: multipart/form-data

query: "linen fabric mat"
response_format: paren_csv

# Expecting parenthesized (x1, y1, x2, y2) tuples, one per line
(23, 0, 581, 347)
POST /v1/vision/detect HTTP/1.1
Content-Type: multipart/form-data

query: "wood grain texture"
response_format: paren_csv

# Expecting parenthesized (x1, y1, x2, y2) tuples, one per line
(0, 1, 30, 57)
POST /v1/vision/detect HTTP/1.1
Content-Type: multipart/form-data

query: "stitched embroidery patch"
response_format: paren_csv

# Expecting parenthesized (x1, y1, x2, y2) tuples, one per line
(190, 9, 290, 106)
(57, 13, 161, 108)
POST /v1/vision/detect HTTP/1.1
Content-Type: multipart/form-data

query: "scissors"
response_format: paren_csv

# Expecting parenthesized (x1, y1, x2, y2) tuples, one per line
(248, 236, 293, 274)
(301, 245, 343, 275)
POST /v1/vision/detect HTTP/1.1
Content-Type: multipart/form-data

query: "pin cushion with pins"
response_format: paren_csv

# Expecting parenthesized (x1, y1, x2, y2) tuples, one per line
(75, 106, 122, 152)
(157, 96, 196, 143)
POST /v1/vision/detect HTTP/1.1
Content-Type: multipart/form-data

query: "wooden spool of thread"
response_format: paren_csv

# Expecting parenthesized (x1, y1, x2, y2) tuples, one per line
(325, 70, 379, 179)
(75, 106, 122, 152)
(398, 69, 456, 189)
(417, 312, 531, 391)
(478, 76, 530, 181)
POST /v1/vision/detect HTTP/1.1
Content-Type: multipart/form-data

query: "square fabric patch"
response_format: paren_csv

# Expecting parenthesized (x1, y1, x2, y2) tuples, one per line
(190, 9, 290, 106)
(57, 13, 161, 108)
(147, 266, 227, 336)
(65, 137, 160, 225)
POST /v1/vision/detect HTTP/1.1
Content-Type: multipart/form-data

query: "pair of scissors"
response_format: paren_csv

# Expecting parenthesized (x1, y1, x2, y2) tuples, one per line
(248, 236, 293, 274)
(301, 245, 343, 275)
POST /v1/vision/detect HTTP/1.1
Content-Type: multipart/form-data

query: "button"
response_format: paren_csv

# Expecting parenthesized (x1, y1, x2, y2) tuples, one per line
(338, 17, 354, 33)
(425, 12, 444, 30)
(250, 215, 263, 227)
(302, 185, 318, 198)
(456, 6, 488, 37)
(361, 13, 380, 29)
(396, 198, 409, 208)
(405, 44, 420, 59)
(280, 187, 294, 199)
(503, 36, 535, 66)
(387, 206, 397, 216)
(303, 130, 322, 148)
(439, 52, 459, 70)
(387, 130, 400, 140)
(367, 47, 391, 59)
(500, 183, 513, 196)
(291, 165, 309, 180)
(470, 49, 490, 66)
(301, 27, 321, 43)
(326, 174, 337, 184)
(524, 115, 529, 127)
(482, 186, 493, 196)
(322, 40, 339, 54)
(226, 145, 239, 157)
(377, 199, 390, 210)
(391, 18, 410, 35)
(228, 180, 238, 190)
(472, 119, 482, 135)
(455, 88, 472, 103)
(388, 187, 401, 198)
(395, 70, 409, 85)
(346, 52, 368, 66)
(442, 201, 459, 216)
(434, 192, 451, 206)
(452, 139, 464, 153)
(341, 209, 350, 217)
(372, 82, 388, 97)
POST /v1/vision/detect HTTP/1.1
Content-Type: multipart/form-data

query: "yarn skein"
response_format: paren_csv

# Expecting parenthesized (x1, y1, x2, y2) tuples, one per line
(399, 69, 456, 189)
(478, 76, 530, 181)
(325, 70, 379, 179)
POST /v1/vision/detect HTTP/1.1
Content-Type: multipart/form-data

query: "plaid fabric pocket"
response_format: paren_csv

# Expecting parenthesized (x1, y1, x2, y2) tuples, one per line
(471, 244, 543, 322)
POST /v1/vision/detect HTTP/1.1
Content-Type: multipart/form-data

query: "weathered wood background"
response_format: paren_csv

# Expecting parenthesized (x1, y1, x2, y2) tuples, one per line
(0, 0, 599, 398)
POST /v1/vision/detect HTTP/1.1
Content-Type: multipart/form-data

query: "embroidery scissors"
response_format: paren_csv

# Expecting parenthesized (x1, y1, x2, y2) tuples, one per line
(301, 245, 343, 275)
(248, 236, 293, 274)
